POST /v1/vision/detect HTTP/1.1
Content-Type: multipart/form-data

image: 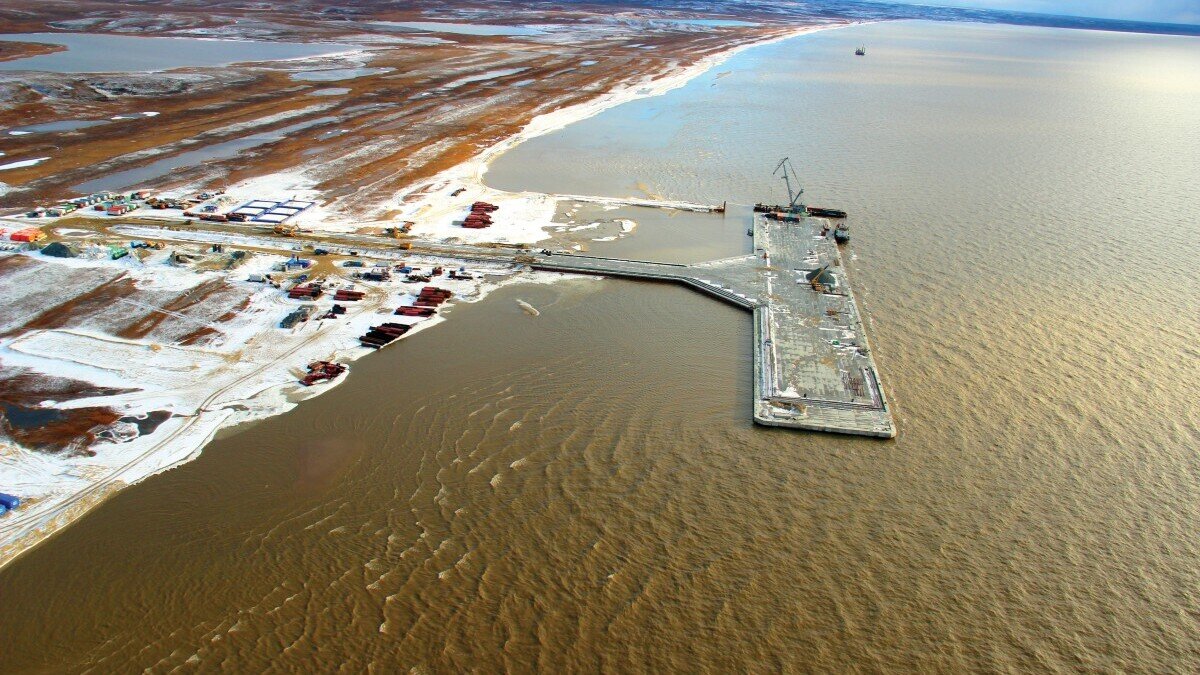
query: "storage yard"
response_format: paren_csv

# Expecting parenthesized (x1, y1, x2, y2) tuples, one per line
(0, 210, 524, 556)
(226, 199, 317, 224)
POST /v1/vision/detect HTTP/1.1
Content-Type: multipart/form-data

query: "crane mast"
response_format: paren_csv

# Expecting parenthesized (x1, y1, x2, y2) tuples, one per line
(773, 157, 805, 214)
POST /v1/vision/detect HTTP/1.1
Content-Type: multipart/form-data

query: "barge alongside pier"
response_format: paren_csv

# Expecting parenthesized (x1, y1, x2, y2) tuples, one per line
(755, 203, 847, 219)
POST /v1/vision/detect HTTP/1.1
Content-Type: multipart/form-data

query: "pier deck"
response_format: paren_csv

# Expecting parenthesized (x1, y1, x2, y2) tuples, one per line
(530, 205, 895, 438)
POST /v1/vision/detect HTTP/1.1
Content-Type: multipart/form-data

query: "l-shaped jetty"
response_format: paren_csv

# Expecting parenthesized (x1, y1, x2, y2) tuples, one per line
(531, 204, 895, 438)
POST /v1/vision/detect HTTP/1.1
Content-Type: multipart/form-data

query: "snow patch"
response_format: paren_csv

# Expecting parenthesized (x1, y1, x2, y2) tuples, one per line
(0, 157, 50, 171)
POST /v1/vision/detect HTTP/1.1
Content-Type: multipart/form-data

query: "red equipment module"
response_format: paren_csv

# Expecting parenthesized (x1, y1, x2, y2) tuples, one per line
(288, 284, 323, 300)
(300, 361, 347, 386)
(395, 306, 437, 317)
(333, 288, 365, 302)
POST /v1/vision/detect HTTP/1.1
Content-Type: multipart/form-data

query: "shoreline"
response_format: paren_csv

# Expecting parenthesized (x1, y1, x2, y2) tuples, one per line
(0, 21, 851, 571)
(383, 23, 846, 242)
(0, 40, 68, 64)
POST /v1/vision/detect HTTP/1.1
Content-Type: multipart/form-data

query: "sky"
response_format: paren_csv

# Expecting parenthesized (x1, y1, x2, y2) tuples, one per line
(911, 1, 1200, 23)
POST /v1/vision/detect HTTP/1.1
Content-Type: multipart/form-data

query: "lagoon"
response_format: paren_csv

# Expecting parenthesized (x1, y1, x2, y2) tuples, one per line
(0, 33, 355, 73)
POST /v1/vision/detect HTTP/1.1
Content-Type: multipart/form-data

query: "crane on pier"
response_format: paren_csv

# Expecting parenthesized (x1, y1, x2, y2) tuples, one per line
(773, 157, 806, 215)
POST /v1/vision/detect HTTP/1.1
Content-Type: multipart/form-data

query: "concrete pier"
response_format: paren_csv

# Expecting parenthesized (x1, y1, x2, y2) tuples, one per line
(553, 194, 723, 213)
(530, 205, 896, 438)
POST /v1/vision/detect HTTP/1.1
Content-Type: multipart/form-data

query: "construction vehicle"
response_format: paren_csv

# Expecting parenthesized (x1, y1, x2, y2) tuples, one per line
(385, 222, 414, 238)
(806, 266, 837, 293)
(274, 223, 298, 236)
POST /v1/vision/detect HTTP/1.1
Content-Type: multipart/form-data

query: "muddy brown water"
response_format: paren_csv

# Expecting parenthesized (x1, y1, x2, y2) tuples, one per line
(2, 20, 1199, 671)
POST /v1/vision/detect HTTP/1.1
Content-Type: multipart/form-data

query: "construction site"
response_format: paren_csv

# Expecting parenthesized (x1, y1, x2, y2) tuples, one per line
(0, 152, 894, 439)
(0, 147, 898, 580)
(0, 2, 887, 567)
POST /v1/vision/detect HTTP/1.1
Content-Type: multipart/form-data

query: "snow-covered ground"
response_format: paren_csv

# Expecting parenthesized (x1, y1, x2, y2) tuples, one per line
(144, 24, 833, 247)
(0, 246, 558, 563)
(0, 157, 51, 171)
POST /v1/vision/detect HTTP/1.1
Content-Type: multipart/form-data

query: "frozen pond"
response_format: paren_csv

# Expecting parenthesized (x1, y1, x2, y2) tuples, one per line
(308, 87, 351, 96)
(0, 33, 355, 73)
(290, 67, 393, 81)
(73, 117, 338, 192)
(368, 21, 545, 36)
(666, 19, 758, 27)
(442, 67, 529, 89)
(7, 119, 108, 134)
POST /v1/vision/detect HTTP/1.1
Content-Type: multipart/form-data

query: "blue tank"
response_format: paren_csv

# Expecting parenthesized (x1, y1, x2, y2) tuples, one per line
(0, 493, 20, 510)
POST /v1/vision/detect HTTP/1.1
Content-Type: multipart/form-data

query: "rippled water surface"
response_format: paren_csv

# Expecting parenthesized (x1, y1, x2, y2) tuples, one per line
(2, 21, 1198, 671)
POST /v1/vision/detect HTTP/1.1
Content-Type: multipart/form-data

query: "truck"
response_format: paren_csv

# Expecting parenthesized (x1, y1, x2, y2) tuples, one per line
(0, 493, 20, 511)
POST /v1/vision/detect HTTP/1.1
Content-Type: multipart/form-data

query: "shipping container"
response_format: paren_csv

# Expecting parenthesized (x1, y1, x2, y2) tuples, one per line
(10, 228, 45, 242)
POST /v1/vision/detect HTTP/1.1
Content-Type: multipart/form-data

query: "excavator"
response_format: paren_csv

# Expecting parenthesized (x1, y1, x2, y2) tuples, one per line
(385, 221, 414, 237)
(273, 223, 298, 236)
(807, 265, 831, 293)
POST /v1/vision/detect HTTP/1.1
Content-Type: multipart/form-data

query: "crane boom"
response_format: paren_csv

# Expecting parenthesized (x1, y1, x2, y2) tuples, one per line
(772, 157, 805, 213)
